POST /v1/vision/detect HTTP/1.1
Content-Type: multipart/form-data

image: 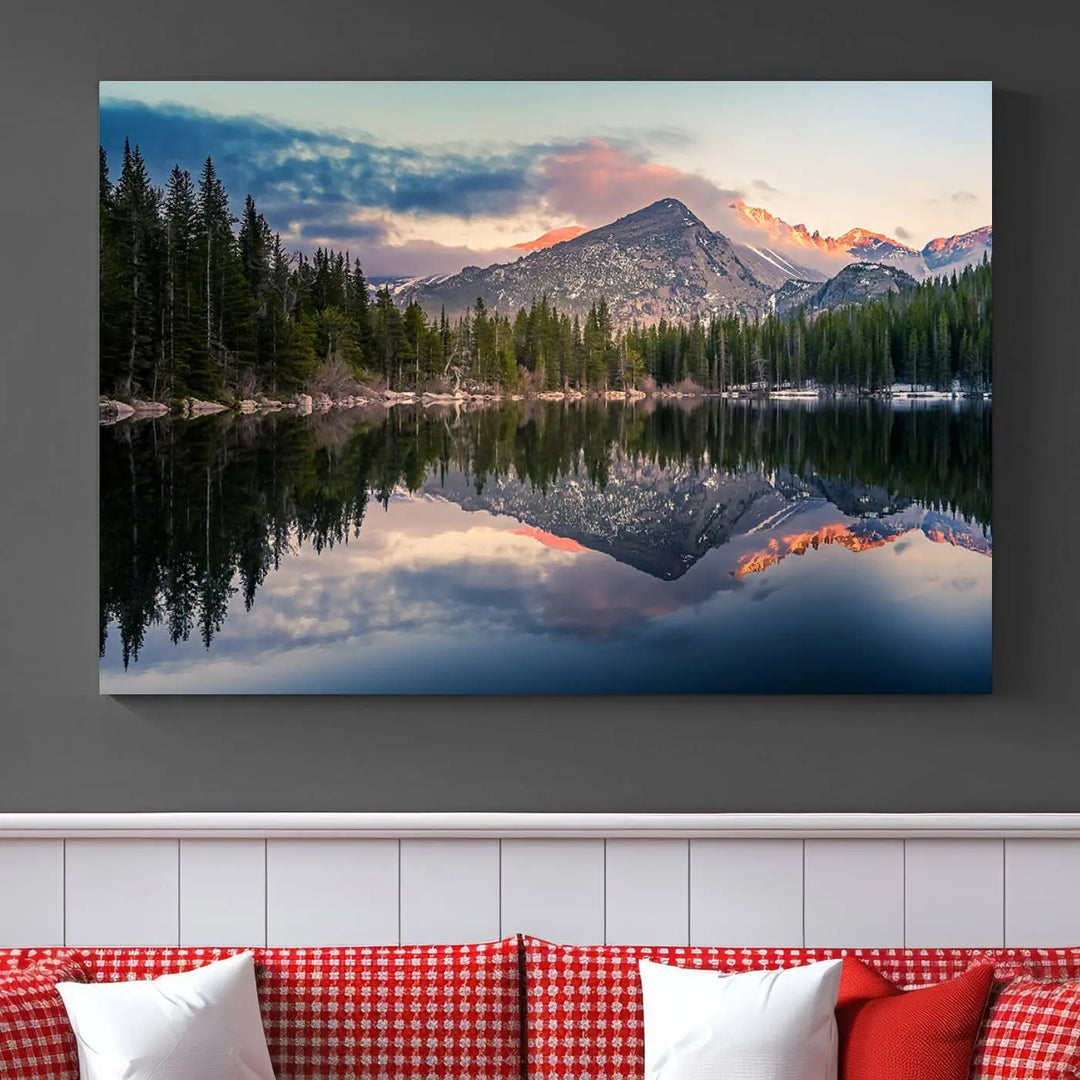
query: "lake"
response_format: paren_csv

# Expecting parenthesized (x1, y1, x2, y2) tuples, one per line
(99, 397, 992, 694)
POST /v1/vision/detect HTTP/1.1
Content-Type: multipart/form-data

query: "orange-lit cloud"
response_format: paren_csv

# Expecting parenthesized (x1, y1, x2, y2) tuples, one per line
(511, 226, 588, 251)
(512, 527, 588, 553)
(538, 139, 743, 228)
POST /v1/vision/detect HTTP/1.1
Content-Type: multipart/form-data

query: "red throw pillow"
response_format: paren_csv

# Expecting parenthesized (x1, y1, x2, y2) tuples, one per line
(836, 957, 994, 1080)
(0, 955, 90, 1080)
(971, 977, 1080, 1080)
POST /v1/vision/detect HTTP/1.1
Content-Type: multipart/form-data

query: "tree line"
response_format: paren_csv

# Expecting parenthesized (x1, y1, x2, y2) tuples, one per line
(100, 143, 992, 401)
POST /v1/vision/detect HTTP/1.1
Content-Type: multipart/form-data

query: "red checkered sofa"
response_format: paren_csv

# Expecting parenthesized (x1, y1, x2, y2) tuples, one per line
(4, 936, 1080, 1079)
(0, 939, 522, 1080)
(521, 937, 1080, 1080)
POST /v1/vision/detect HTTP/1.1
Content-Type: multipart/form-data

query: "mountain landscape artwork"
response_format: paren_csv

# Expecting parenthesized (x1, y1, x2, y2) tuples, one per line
(98, 81, 992, 693)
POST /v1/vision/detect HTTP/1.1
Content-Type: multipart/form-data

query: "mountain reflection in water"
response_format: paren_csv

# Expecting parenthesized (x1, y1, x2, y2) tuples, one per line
(100, 397, 991, 694)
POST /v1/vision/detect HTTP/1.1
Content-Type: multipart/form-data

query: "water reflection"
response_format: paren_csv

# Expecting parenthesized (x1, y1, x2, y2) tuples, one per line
(100, 398, 991, 693)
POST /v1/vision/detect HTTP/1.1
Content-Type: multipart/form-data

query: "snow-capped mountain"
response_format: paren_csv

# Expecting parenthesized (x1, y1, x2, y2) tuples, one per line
(770, 262, 918, 316)
(732, 201, 991, 278)
(922, 226, 994, 271)
(420, 455, 990, 582)
(395, 199, 807, 326)
(731, 242, 827, 290)
(379, 197, 983, 327)
(422, 456, 778, 580)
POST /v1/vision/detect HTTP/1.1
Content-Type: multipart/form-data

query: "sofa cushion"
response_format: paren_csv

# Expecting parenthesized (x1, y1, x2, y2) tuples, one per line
(522, 938, 976, 1080)
(639, 957, 843, 1080)
(836, 958, 993, 1080)
(2, 939, 522, 1080)
(57, 951, 275, 1080)
(256, 941, 522, 1080)
(0, 954, 91, 1080)
(971, 977, 1080, 1079)
(969, 949, 1080, 982)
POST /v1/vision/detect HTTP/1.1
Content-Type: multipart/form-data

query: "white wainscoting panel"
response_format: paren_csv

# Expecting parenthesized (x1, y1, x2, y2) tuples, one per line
(2, 817, 1079, 950)
(0, 839, 64, 946)
(804, 839, 904, 947)
(64, 839, 179, 946)
(690, 839, 804, 947)
(605, 839, 689, 945)
(500, 839, 604, 944)
(904, 839, 1004, 947)
(179, 839, 266, 947)
(1005, 839, 1080, 946)
(266, 839, 398, 946)
(399, 839, 500, 943)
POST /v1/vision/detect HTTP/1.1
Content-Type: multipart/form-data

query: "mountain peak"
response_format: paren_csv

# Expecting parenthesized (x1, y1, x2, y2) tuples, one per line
(395, 197, 764, 326)
(836, 226, 918, 256)
(613, 198, 702, 229)
(771, 260, 918, 316)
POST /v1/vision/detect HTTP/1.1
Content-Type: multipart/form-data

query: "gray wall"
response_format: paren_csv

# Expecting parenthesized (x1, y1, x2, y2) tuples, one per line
(0, 0, 1074, 812)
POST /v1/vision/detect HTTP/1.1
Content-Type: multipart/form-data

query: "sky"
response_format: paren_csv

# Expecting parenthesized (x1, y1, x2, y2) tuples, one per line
(99, 81, 992, 278)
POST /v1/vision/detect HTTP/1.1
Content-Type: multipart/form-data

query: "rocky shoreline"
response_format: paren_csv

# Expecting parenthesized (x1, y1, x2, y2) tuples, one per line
(99, 384, 989, 424)
(99, 386, 659, 423)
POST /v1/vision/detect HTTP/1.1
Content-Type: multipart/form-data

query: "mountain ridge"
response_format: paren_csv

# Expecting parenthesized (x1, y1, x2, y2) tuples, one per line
(731, 200, 991, 277)
(394, 198, 773, 326)
(770, 262, 919, 316)
(387, 197, 989, 329)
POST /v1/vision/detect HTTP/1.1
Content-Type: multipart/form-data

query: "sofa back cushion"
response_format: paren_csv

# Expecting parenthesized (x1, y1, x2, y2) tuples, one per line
(1, 939, 522, 1080)
(0, 954, 91, 1080)
(969, 949, 1080, 981)
(971, 976, 1080, 1080)
(522, 938, 977, 1080)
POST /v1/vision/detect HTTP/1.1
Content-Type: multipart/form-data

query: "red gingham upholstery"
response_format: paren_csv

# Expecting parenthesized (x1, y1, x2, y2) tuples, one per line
(0, 940, 521, 1080)
(0, 954, 90, 1080)
(971, 977, 1080, 1079)
(6, 939, 1080, 1080)
(522, 938, 978, 1080)
(970, 950, 1080, 982)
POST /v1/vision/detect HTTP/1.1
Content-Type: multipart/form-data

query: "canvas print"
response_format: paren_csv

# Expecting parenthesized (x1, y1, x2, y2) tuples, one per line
(98, 81, 992, 693)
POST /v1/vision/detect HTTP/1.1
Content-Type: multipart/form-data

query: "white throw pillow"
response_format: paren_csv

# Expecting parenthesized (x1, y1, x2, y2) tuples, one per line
(57, 951, 276, 1080)
(639, 957, 843, 1080)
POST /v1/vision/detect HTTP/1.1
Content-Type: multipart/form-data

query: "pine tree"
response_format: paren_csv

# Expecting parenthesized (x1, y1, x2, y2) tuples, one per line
(112, 139, 163, 396)
(346, 258, 372, 369)
(237, 194, 272, 381)
(99, 147, 127, 394)
(197, 156, 235, 387)
(162, 165, 203, 396)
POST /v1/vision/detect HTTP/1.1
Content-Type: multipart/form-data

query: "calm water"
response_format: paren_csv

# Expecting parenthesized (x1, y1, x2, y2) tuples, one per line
(100, 398, 991, 693)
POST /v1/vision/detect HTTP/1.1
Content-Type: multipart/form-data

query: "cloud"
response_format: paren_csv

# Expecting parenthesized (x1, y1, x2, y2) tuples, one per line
(951, 190, 978, 205)
(100, 101, 546, 240)
(99, 103, 755, 275)
(538, 138, 742, 228)
(753, 178, 780, 193)
(894, 225, 913, 240)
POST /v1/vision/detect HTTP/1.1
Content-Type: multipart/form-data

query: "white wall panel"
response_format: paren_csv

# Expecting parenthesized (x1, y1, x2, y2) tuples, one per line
(266, 838, 398, 946)
(905, 839, 1004, 947)
(3, 821, 1079, 952)
(399, 839, 500, 943)
(500, 839, 604, 943)
(1005, 839, 1080, 946)
(179, 839, 266, 946)
(0, 839, 64, 945)
(804, 839, 903, 947)
(690, 839, 804, 946)
(65, 839, 179, 946)
(605, 839, 689, 945)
